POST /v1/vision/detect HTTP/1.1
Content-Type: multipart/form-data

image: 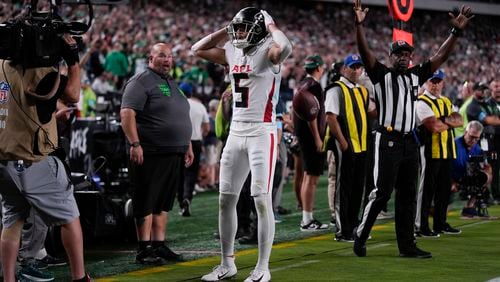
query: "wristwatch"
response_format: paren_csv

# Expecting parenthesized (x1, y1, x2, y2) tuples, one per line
(131, 141, 141, 148)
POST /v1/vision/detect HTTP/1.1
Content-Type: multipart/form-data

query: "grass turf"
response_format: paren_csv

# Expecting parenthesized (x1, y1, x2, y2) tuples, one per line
(49, 177, 500, 281)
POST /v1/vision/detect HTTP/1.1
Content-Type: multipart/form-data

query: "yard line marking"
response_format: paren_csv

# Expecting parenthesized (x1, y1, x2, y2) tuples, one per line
(486, 277, 500, 282)
(270, 260, 320, 273)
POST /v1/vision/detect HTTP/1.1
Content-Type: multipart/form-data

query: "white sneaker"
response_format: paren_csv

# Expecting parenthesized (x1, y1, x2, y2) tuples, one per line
(244, 269, 271, 282)
(300, 219, 329, 231)
(201, 265, 237, 281)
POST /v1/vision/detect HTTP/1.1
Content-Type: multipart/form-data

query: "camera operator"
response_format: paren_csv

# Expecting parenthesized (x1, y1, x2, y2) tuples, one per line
(0, 34, 89, 282)
(452, 121, 492, 218)
(466, 82, 500, 203)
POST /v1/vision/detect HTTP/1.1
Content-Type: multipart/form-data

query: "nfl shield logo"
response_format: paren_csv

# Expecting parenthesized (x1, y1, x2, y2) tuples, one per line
(0, 81, 10, 104)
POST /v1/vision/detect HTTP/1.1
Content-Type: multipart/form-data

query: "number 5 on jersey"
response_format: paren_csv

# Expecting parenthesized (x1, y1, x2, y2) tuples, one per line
(234, 73, 249, 108)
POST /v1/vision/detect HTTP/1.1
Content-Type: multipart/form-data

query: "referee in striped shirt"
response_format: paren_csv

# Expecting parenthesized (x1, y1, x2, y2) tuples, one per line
(352, 0, 474, 258)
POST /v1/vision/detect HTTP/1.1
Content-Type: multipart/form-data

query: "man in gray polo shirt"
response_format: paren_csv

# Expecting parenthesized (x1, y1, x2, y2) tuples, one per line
(121, 43, 193, 265)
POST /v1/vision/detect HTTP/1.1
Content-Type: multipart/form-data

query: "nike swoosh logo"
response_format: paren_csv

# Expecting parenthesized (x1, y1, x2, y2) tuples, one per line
(252, 274, 264, 282)
(218, 271, 229, 279)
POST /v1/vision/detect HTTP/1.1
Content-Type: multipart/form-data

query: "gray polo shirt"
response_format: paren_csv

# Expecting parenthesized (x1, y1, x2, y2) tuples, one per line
(121, 67, 191, 154)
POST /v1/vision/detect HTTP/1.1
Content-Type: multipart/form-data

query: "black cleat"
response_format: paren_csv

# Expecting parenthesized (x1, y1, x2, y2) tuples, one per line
(154, 245, 183, 262)
(352, 227, 366, 257)
(435, 224, 461, 235)
(399, 247, 432, 259)
(179, 199, 191, 217)
(415, 229, 440, 238)
(136, 246, 164, 265)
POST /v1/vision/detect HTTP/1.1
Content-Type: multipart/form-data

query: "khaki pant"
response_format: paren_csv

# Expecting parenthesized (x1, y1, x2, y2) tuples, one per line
(327, 150, 336, 219)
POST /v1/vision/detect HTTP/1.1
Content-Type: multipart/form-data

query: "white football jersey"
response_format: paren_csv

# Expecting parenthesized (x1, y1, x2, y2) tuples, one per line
(224, 37, 281, 128)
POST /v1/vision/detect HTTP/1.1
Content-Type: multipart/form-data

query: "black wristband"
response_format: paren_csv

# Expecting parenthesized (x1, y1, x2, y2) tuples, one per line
(131, 141, 141, 148)
(62, 44, 80, 66)
(355, 20, 364, 26)
(450, 27, 463, 37)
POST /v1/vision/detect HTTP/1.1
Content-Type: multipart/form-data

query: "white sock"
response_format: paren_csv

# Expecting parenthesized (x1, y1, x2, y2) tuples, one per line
(302, 211, 313, 224)
(35, 248, 47, 260)
(219, 193, 238, 267)
(254, 194, 274, 272)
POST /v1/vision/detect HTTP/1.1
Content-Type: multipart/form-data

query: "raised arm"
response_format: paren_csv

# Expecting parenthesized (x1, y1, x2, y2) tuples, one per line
(61, 34, 81, 104)
(191, 27, 228, 65)
(353, 0, 376, 70)
(261, 10, 293, 65)
(429, 5, 474, 72)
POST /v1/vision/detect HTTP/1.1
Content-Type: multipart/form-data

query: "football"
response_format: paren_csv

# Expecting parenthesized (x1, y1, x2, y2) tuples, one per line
(292, 89, 320, 121)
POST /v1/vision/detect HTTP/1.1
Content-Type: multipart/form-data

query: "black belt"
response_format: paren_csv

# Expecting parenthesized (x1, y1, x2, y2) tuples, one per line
(376, 126, 414, 140)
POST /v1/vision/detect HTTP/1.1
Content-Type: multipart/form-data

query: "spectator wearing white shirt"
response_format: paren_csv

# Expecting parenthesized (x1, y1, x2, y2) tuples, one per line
(178, 83, 210, 216)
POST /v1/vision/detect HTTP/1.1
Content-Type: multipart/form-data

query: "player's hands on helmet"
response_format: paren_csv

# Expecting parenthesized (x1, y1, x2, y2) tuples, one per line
(353, 0, 369, 24)
(260, 10, 275, 30)
(449, 5, 474, 30)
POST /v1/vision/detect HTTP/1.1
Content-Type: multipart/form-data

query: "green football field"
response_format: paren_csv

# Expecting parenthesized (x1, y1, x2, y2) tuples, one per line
(51, 177, 500, 281)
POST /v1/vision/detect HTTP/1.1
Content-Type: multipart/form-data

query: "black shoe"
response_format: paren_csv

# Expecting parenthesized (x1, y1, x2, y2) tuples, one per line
(415, 229, 440, 238)
(136, 246, 164, 265)
(179, 199, 191, 217)
(154, 245, 183, 262)
(399, 247, 432, 258)
(435, 224, 461, 235)
(236, 226, 252, 239)
(352, 227, 366, 257)
(276, 206, 291, 215)
(20, 258, 48, 270)
(38, 254, 67, 267)
(238, 234, 258, 245)
(335, 235, 354, 243)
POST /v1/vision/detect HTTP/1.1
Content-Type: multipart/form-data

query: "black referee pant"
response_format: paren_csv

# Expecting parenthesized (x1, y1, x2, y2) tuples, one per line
(333, 144, 366, 239)
(416, 157, 452, 232)
(356, 131, 419, 252)
(178, 140, 203, 203)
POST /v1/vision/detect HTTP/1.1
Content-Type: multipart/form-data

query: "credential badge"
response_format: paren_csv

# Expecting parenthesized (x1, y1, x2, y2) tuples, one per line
(0, 81, 10, 104)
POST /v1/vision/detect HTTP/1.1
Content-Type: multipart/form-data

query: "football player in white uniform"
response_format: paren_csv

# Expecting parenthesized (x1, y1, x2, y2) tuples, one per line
(192, 7, 292, 282)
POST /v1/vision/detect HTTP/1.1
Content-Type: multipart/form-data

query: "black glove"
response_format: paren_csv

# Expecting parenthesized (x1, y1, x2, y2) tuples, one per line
(61, 41, 80, 66)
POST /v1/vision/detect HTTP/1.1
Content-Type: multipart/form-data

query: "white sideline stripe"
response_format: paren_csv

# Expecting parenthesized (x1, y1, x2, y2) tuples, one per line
(485, 278, 500, 282)
(460, 221, 492, 228)
(271, 260, 320, 273)
(368, 243, 391, 250)
(338, 243, 391, 255)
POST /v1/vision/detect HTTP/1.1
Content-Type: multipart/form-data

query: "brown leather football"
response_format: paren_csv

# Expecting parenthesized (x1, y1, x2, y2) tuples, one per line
(292, 89, 319, 121)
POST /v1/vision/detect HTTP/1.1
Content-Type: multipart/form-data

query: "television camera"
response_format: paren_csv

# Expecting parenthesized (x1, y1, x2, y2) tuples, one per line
(0, 0, 93, 68)
(460, 155, 490, 217)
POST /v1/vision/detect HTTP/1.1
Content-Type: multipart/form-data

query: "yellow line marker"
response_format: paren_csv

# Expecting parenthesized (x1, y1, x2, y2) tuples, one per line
(273, 242, 297, 249)
(129, 266, 172, 276)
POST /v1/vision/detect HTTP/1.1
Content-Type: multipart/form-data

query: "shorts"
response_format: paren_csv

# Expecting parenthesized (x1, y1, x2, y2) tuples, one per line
(0, 157, 79, 228)
(298, 139, 326, 176)
(219, 129, 277, 197)
(129, 153, 184, 218)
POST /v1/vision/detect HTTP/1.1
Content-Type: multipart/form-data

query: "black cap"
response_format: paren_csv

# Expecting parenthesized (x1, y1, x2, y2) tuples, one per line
(390, 40, 414, 55)
(472, 82, 488, 91)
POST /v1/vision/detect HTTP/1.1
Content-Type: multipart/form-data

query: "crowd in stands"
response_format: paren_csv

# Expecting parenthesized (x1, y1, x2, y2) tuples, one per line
(2, 1, 498, 106)
(0, 2, 498, 280)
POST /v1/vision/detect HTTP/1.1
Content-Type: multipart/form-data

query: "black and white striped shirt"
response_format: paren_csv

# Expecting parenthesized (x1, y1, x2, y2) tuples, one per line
(366, 61, 432, 133)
